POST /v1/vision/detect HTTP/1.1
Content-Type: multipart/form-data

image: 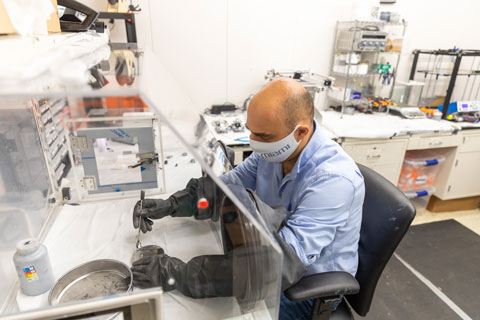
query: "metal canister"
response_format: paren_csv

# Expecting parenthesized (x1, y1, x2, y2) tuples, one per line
(13, 238, 55, 296)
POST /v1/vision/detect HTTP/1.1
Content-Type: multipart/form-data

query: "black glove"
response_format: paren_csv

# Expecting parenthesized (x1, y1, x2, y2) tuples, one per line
(132, 179, 198, 233)
(133, 176, 222, 233)
(131, 248, 234, 298)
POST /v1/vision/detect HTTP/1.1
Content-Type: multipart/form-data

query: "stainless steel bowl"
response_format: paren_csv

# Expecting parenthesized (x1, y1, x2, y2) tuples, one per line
(49, 259, 133, 305)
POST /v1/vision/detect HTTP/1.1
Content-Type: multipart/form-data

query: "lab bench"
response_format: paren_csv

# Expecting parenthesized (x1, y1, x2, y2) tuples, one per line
(205, 110, 480, 202)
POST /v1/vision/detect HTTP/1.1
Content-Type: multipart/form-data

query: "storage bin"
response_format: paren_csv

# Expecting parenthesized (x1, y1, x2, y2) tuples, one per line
(404, 186, 436, 209)
(398, 150, 445, 192)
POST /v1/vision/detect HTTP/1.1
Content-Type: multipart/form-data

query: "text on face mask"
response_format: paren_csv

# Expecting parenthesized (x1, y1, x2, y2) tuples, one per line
(259, 144, 292, 159)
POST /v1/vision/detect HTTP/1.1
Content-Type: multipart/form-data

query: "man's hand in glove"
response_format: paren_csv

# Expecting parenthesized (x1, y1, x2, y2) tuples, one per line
(132, 179, 199, 233)
(131, 249, 185, 292)
(132, 198, 174, 233)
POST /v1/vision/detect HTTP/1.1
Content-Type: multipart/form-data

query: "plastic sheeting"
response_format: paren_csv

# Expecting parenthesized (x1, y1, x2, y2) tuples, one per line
(320, 110, 456, 139)
(0, 32, 110, 94)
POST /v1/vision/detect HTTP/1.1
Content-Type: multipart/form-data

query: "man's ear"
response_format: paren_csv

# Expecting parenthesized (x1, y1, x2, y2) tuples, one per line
(296, 125, 309, 139)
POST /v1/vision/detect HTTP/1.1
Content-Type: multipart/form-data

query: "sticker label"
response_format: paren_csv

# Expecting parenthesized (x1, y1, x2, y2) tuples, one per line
(23, 266, 39, 282)
(416, 176, 427, 184)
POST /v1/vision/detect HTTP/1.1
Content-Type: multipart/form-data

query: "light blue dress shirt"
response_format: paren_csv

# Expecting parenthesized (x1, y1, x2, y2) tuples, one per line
(220, 124, 365, 276)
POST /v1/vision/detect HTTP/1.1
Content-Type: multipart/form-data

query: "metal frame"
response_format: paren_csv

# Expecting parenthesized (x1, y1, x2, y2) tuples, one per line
(98, 12, 138, 45)
(330, 20, 407, 116)
(409, 49, 480, 119)
(3, 288, 163, 320)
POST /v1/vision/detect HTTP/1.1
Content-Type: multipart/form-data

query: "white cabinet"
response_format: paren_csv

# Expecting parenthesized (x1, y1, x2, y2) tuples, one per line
(434, 130, 480, 200)
(407, 134, 461, 150)
(447, 152, 480, 198)
(341, 138, 408, 185)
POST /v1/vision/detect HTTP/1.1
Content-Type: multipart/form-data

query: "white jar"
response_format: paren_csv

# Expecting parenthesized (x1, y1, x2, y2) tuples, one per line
(13, 238, 55, 296)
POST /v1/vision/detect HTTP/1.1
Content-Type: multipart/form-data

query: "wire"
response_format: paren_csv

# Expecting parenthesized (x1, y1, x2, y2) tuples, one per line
(348, 25, 380, 31)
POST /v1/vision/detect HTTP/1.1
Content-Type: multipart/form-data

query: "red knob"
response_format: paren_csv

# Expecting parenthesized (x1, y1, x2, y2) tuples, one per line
(197, 198, 209, 209)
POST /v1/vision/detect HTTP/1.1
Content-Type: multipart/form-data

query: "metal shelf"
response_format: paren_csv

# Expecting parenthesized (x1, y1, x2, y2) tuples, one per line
(328, 97, 368, 106)
(332, 72, 378, 78)
(416, 69, 480, 77)
(335, 50, 402, 54)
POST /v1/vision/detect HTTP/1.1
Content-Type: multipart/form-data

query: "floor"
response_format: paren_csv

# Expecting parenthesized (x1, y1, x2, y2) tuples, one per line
(359, 204, 480, 320)
(412, 206, 480, 235)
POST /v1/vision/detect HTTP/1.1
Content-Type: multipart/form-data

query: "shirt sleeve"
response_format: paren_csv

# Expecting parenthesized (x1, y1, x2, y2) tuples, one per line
(219, 153, 259, 190)
(278, 174, 355, 267)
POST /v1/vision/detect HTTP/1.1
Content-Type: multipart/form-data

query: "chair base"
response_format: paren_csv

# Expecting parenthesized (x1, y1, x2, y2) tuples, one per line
(329, 301, 354, 320)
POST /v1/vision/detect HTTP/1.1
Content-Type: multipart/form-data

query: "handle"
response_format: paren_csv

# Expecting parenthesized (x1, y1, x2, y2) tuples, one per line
(429, 140, 443, 146)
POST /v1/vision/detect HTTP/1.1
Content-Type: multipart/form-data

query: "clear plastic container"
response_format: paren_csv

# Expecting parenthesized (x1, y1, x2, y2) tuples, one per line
(398, 151, 445, 192)
(405, 186, 436, 209)
(403, 185, 436, 199)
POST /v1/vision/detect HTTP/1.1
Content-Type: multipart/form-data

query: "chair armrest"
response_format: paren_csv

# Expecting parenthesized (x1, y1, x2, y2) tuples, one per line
(284, 271, 360, 302)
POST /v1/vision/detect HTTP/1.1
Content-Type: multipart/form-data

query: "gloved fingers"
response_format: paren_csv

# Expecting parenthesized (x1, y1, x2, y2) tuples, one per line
(133, 215, 140, 229)
(142, 199, 159, 209)
(139, 217, 147, 233)
(145, 218, 153, 232)
(132, 201, 141, 229)
(132, 256, 154, 266)
(132, 271, 150, 282)
(140, 218, 153, 233)
(132, 279, 152, 289)
(131, 264, 149, 274)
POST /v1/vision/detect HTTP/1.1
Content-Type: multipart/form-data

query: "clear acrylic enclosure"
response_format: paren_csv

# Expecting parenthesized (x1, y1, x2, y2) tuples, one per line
(0, 33, 283, 320)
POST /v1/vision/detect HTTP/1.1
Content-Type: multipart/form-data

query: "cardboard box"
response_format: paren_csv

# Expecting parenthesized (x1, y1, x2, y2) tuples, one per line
(427, 195, 480, 212)
(0, 0, 61, 35)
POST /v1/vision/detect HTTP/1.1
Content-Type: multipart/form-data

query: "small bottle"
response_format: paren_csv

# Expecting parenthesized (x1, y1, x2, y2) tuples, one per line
(13, 238, 55, 296)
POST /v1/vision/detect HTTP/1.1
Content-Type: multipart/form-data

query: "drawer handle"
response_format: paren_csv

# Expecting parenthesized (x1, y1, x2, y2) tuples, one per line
(367, 154, 382, 159)
(429, 141, 442, 146)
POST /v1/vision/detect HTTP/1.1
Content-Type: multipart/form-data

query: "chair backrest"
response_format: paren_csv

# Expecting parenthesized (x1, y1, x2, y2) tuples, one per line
(346, 164, 416, 316)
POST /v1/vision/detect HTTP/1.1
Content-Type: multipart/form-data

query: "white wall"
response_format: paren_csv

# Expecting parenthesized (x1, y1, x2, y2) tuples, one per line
(81, 0, 480, 117)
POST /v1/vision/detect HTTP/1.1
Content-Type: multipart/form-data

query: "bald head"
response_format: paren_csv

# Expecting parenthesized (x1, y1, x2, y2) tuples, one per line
(249, 78, 314, 131)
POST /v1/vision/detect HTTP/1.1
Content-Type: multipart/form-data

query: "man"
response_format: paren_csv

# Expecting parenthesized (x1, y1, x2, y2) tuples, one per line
(132, 78, 365, 319)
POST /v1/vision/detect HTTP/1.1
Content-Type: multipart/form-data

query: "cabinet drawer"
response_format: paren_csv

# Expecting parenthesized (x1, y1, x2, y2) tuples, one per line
(460, 133, 480, 153)
(407, 134, 461, 150)
(368, 162, 402, 185)
(342, 140, 407, 165)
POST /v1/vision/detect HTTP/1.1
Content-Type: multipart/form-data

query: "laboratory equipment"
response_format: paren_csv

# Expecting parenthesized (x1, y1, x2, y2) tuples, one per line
(135, 190, 145, 250)
(49, 259, 132, 305)
(1, 32, 283, 320)
(330, 20, 407, 115)
(391, 80, 425, 107)
(436, 101, 480, 122)
(265, 69, 334, 109)
(10, 289, 163, 320)
(265, 69, 333, 91)
(409, 48, 480, 119)
(13, 239, 55, 296)
(388, 106, 426, 119)
(57, 0, 99, 32)
(438, 100, 480, 115)
(336, 29, 388, 52)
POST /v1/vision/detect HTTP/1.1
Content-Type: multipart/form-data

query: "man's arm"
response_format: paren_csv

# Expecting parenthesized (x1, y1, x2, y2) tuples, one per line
(278, 174, 356, 267)
(220, 152, 259, 190)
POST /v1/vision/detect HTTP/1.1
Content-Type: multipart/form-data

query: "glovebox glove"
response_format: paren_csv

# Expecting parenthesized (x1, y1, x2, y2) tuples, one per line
(131, 250, 234, 298)
(132, 179, 198, 233)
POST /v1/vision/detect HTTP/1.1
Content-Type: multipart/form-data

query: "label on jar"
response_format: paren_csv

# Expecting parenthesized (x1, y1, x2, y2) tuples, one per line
(23, 266, 39, 282)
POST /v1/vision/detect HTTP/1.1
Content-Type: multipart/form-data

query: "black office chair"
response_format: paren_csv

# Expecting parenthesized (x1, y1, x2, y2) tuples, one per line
(284, 163, 416, 320)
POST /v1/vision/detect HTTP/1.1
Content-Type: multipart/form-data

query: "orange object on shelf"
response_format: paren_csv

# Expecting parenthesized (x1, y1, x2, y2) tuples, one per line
(397, 151, 445, 192)
(105, 96, 148, 110)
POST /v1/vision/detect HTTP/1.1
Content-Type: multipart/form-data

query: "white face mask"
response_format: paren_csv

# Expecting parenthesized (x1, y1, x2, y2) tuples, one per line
(250, 125, 302, 162)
